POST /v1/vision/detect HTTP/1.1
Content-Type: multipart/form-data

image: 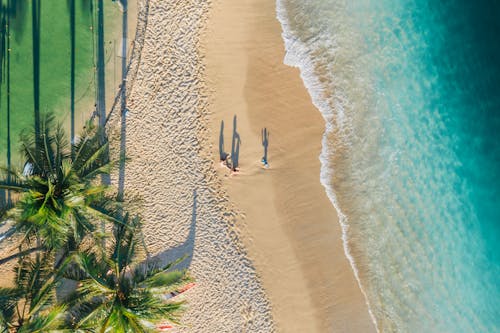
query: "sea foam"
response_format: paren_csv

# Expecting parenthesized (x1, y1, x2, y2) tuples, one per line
(275, 0, 500, 332)
(275, 0, 379, 329)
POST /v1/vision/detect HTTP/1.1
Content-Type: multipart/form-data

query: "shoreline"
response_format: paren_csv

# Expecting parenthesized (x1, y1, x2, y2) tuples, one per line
(0, 0, 377, 331)
(205, 0, 376, 331)
(275, 1, 379, 329)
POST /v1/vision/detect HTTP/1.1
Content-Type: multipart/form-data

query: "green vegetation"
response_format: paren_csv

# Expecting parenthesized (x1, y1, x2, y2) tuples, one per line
(0, 0, 122, 168)
(0, 2, 181, 330)
(0, 118, 190, 332)
(0, 252, 68, 332)
(0, 115, 111, 254)
(64, 214, 188, 332)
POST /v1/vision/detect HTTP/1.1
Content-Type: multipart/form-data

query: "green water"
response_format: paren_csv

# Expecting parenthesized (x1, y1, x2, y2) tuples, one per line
(278, 0, 500, 331)
(0, 0, 122, 167)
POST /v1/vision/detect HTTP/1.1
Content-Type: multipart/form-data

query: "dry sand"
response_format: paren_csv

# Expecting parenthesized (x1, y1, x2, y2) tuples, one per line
(204, 0, 377, 332)
(106, 0, 377, 331)
(107, 0, 274, 332)
(0, 0, 377, 331)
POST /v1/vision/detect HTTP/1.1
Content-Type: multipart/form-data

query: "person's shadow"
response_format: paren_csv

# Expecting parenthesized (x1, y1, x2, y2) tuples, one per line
(261, 128, 269, 164)
(232, 134, 241, 170)
(229, 115, 241, 171)
(219, 120, 228, 161)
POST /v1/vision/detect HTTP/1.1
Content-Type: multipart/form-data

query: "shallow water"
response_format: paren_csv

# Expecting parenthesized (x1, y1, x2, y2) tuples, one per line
(277, 0, 500, 331)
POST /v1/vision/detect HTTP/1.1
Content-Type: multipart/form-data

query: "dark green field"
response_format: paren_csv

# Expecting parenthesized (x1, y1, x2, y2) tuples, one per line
(0, 0, 122, 168)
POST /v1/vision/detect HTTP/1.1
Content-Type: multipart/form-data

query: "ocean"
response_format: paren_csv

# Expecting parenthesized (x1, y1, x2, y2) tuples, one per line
(276, 0, 500, 331)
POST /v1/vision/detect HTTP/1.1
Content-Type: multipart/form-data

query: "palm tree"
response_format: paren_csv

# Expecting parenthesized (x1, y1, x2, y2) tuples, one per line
(0, 114, 114, 261)
(64, 214, 189, 332)
(0, 252, 67, 332)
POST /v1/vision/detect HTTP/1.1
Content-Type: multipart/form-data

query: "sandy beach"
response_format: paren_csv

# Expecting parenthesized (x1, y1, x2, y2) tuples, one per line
(0, 0, 495, 331)
(205, 0, 376, 332)
(107, 0, 274, 331)
(105, 0, 376, 331)
(0, 0, 376, 331)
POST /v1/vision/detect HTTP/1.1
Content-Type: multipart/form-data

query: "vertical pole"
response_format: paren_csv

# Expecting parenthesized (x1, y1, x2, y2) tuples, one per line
(117, 0, 127, 203)
(32, 0, 40, 142)
(96, 0, 108, 245)
(96, 0, 106, 130)
(6, 0, 11, 204)
(31, 0, 42, 257)
(70, 0, 75, 154)
(96, 0, 110, 190)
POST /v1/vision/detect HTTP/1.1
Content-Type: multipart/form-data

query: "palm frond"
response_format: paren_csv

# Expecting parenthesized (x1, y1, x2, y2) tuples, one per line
(0, 246, 45, 266)
(81, 162, 113, 182)
(0, 287, 22, 319)
(133, 256, 186, 285)
(127, 290, 184, 325)
(73, 253, 114, 296)
(74, 142, 110, 179)
(143, 270, 188, 290)
(18, 304, 66, 333)
(68, 301, 110, 331)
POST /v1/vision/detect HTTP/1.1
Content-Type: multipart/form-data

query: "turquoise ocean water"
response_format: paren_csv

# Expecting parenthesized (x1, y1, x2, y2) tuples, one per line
(277, 0, 500, 331)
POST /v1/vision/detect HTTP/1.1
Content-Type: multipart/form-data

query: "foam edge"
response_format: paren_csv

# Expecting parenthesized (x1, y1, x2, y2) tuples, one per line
(275, 1, 380, 330)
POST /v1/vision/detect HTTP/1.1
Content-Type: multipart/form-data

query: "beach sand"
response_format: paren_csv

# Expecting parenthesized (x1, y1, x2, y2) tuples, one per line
(107, 0, 274, 331)
(204, 0, 376, 332)
(0, 0, 377, 331)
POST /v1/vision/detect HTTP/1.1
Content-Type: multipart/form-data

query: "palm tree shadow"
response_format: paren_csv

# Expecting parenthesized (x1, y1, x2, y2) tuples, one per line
(146, 189, 197, 271)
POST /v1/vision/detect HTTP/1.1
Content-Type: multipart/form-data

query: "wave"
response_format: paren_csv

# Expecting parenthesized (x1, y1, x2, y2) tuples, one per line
(275, 0, 379, 329)
(275, 0, 500, 331)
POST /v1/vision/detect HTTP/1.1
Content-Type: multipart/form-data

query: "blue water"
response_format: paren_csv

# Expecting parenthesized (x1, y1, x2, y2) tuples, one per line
(277, 0, 500, 331)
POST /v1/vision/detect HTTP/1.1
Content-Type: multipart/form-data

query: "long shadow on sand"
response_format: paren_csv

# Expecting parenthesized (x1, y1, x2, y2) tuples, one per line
(144, 189, 197, 271)
(261, 127, 269, 163)
(230, 115, 241, 170)
(219, 120, 228, 161)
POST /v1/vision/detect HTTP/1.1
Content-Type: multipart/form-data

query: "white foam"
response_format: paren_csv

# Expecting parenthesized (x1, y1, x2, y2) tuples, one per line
(275, 0, 379, 330)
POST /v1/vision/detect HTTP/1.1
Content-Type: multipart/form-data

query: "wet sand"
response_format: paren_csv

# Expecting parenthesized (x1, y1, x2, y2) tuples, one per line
(204, 0, 376, 331)
(0, 0, 377, 331)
